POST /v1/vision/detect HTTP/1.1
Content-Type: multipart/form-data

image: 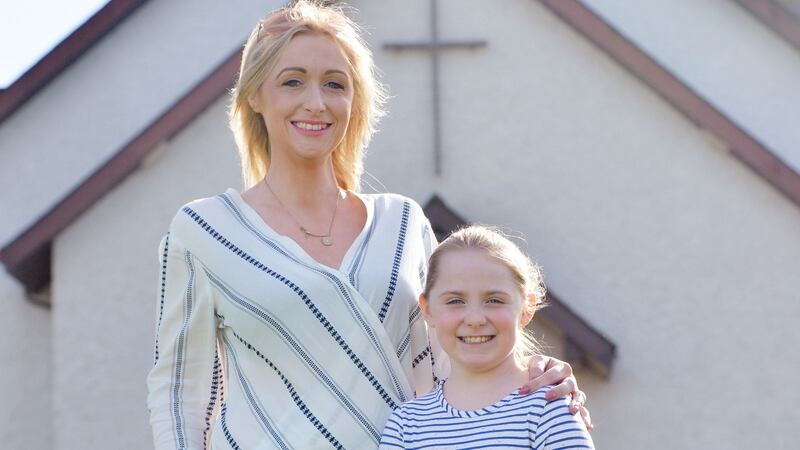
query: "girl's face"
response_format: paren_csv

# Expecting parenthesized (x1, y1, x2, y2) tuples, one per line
(422, 249, 534, 377)
(249, 32, 354, 163)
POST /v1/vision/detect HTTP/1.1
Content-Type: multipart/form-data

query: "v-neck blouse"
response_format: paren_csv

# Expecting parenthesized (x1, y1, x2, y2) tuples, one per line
(227, 188, 374, 274)
(147, 190, 438, 450)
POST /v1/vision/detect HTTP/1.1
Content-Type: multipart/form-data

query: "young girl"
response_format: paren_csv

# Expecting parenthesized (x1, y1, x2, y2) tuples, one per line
(379, 225, 594, 449)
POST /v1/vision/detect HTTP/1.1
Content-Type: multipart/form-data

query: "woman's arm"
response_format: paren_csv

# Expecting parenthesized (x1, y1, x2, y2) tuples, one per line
(146, 233, 221, 450)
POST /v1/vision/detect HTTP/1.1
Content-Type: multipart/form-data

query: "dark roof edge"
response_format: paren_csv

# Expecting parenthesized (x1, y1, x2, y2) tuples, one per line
(0, 50, 241, 290)
(423, 195, 616, 376)
(539, 0, 800, 208)
(0, 0, 147, 124)
(735, 0, 800, 51)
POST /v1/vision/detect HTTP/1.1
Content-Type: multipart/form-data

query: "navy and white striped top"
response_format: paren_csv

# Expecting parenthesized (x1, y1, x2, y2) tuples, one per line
(379, 384, 594, 449)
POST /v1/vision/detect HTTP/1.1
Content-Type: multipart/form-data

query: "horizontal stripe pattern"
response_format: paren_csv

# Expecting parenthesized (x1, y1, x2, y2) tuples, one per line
(379, 385, 594, 449)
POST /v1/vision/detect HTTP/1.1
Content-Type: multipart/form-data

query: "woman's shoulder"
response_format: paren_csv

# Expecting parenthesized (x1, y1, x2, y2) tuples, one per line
(166, 189, 240, 242)
(363, 192, 426, 216)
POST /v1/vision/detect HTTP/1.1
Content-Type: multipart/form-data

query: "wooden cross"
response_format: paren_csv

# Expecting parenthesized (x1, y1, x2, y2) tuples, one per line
(383, 0, 486, 175)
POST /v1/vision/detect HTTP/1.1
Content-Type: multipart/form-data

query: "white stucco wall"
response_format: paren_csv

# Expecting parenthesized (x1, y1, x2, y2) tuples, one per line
(18, 0, 800, 449)
(0, 0, 281, 246)
(0, 273, 51, 450)
(51, 95, 240, 449)
(582, 0, 800, 173)
(355, 0, 800, 448)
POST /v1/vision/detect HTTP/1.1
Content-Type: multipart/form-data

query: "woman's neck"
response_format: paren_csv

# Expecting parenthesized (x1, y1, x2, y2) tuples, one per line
(443, 357, 528, 411)
(264, 156, 341, 208)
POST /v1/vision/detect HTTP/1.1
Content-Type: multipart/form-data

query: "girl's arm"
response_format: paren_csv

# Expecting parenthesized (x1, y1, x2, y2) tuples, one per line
(533, 387, 595, 449)
(523, 355, 593, 430)
(378, 408, 406, 449)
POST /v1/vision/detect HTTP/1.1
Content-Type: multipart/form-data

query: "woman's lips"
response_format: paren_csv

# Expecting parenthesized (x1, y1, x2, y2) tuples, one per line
(291, 120, 332, 136)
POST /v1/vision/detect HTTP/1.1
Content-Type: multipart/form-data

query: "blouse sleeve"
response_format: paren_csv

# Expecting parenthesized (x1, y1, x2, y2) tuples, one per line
(146, 232, 221, 450)
(410, 214, 442, 396)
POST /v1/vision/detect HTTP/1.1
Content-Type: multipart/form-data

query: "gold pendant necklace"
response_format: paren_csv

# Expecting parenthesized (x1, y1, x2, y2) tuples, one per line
(264, 178, 339, 246)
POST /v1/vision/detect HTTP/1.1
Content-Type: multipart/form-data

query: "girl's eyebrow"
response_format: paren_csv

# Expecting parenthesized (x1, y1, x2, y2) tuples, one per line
(437, 290, 511, 298)
(438, 290, 465, 298)
(275, 67, 348, 78)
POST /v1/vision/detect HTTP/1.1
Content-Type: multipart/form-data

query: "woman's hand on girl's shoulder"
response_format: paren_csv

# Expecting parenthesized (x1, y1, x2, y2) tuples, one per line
(520, 354, 593, 431)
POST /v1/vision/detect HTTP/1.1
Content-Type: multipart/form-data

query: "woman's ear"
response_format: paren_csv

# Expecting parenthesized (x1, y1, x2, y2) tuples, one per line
(419, 294, 434, 328)
(520, 293, 537, 326)
(248, 94, 260, 113)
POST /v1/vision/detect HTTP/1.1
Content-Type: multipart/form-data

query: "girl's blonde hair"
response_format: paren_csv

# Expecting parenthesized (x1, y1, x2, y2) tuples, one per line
(229, 0, 387, 190)
(423, 225, 547, 367)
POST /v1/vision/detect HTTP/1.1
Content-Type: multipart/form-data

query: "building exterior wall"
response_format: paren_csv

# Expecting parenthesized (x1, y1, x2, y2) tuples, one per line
(0, 273, 51, 450)
(355, 0, 800, 448)
(5, 0, 799, 449)
(583, 0, 800, 172)
(51, 96, 240, 449)
(0, 0, 280, 246)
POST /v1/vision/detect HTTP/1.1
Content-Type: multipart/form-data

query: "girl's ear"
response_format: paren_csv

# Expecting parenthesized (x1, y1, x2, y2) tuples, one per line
(520, 293, 537, 326)
(419, 294, 434, 328)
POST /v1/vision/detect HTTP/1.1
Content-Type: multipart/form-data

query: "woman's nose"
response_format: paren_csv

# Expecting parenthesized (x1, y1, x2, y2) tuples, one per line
(303, 85, 326, 113)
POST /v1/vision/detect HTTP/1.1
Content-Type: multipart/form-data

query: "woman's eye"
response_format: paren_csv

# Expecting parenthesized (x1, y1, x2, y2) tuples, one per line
(325, 80, 345, 90)
(282, 79, 301, 87)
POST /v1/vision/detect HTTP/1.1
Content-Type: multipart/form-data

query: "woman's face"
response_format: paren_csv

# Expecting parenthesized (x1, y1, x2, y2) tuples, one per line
(250, 32, 354, 163)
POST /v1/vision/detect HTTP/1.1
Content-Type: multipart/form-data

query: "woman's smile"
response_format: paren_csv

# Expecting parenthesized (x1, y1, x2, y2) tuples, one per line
(250, 32, 354, 161)
(291, 120, 333, 135)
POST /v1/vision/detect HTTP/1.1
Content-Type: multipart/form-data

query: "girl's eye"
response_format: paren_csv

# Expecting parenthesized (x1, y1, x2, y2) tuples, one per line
(487, 298, 504, 304)
(282, 79, 301, 87)
(445, 298, 464, 305)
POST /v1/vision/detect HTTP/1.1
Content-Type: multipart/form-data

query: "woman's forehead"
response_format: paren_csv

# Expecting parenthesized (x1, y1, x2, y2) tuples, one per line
(274, 32, 351, 70)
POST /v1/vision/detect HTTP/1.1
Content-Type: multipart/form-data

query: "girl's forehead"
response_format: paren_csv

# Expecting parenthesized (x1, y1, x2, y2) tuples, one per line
(434, 249, 518, 286)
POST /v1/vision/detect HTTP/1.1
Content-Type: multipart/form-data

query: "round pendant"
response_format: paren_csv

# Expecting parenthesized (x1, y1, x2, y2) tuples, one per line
(321, 235, 333, 246)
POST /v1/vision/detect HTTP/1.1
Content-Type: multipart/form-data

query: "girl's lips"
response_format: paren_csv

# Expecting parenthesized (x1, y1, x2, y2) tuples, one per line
(458, 335, 495, 344)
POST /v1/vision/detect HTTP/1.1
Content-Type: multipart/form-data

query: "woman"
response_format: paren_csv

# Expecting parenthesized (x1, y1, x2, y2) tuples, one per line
(147, 2, 588, 448)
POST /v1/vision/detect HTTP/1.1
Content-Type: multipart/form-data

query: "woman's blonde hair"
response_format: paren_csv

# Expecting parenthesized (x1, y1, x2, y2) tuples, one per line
(229, 0, 386, 190)
(423, 225, 547, 367)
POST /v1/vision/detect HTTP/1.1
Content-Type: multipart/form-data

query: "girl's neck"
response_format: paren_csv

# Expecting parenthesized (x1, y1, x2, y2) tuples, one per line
(443, 357, 528, 411)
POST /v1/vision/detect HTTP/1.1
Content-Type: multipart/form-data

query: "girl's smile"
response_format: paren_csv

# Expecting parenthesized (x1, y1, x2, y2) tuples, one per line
(421, 248, 533, 377)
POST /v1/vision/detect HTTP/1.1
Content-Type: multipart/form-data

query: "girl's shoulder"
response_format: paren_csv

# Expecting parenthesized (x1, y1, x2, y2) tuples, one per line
(393, 385, 443, 416)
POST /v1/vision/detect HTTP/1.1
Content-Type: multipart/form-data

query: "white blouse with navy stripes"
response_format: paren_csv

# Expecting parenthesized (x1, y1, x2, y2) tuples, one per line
(379, 384, 594, 449)
(147, 190, 438, 449)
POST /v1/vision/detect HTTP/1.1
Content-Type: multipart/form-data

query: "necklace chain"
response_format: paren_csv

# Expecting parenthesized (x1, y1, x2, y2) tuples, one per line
(263, 177, 339, 246)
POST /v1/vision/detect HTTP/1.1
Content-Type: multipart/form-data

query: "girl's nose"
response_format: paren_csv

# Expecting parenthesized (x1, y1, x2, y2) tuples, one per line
(464, 306, 487, 327)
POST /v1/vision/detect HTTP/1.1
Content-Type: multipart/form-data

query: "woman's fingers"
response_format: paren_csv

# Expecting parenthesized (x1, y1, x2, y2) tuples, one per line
(578, 403, 593, 431)
(527, 354, 549, 380)
(520, 358, 573, 395)
(568, 389, 586, 414)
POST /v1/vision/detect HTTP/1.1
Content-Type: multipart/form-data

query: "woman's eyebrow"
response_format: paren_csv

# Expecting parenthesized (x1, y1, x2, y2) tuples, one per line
(275, 67, 305, 78)
(275, 67, 348, 78)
